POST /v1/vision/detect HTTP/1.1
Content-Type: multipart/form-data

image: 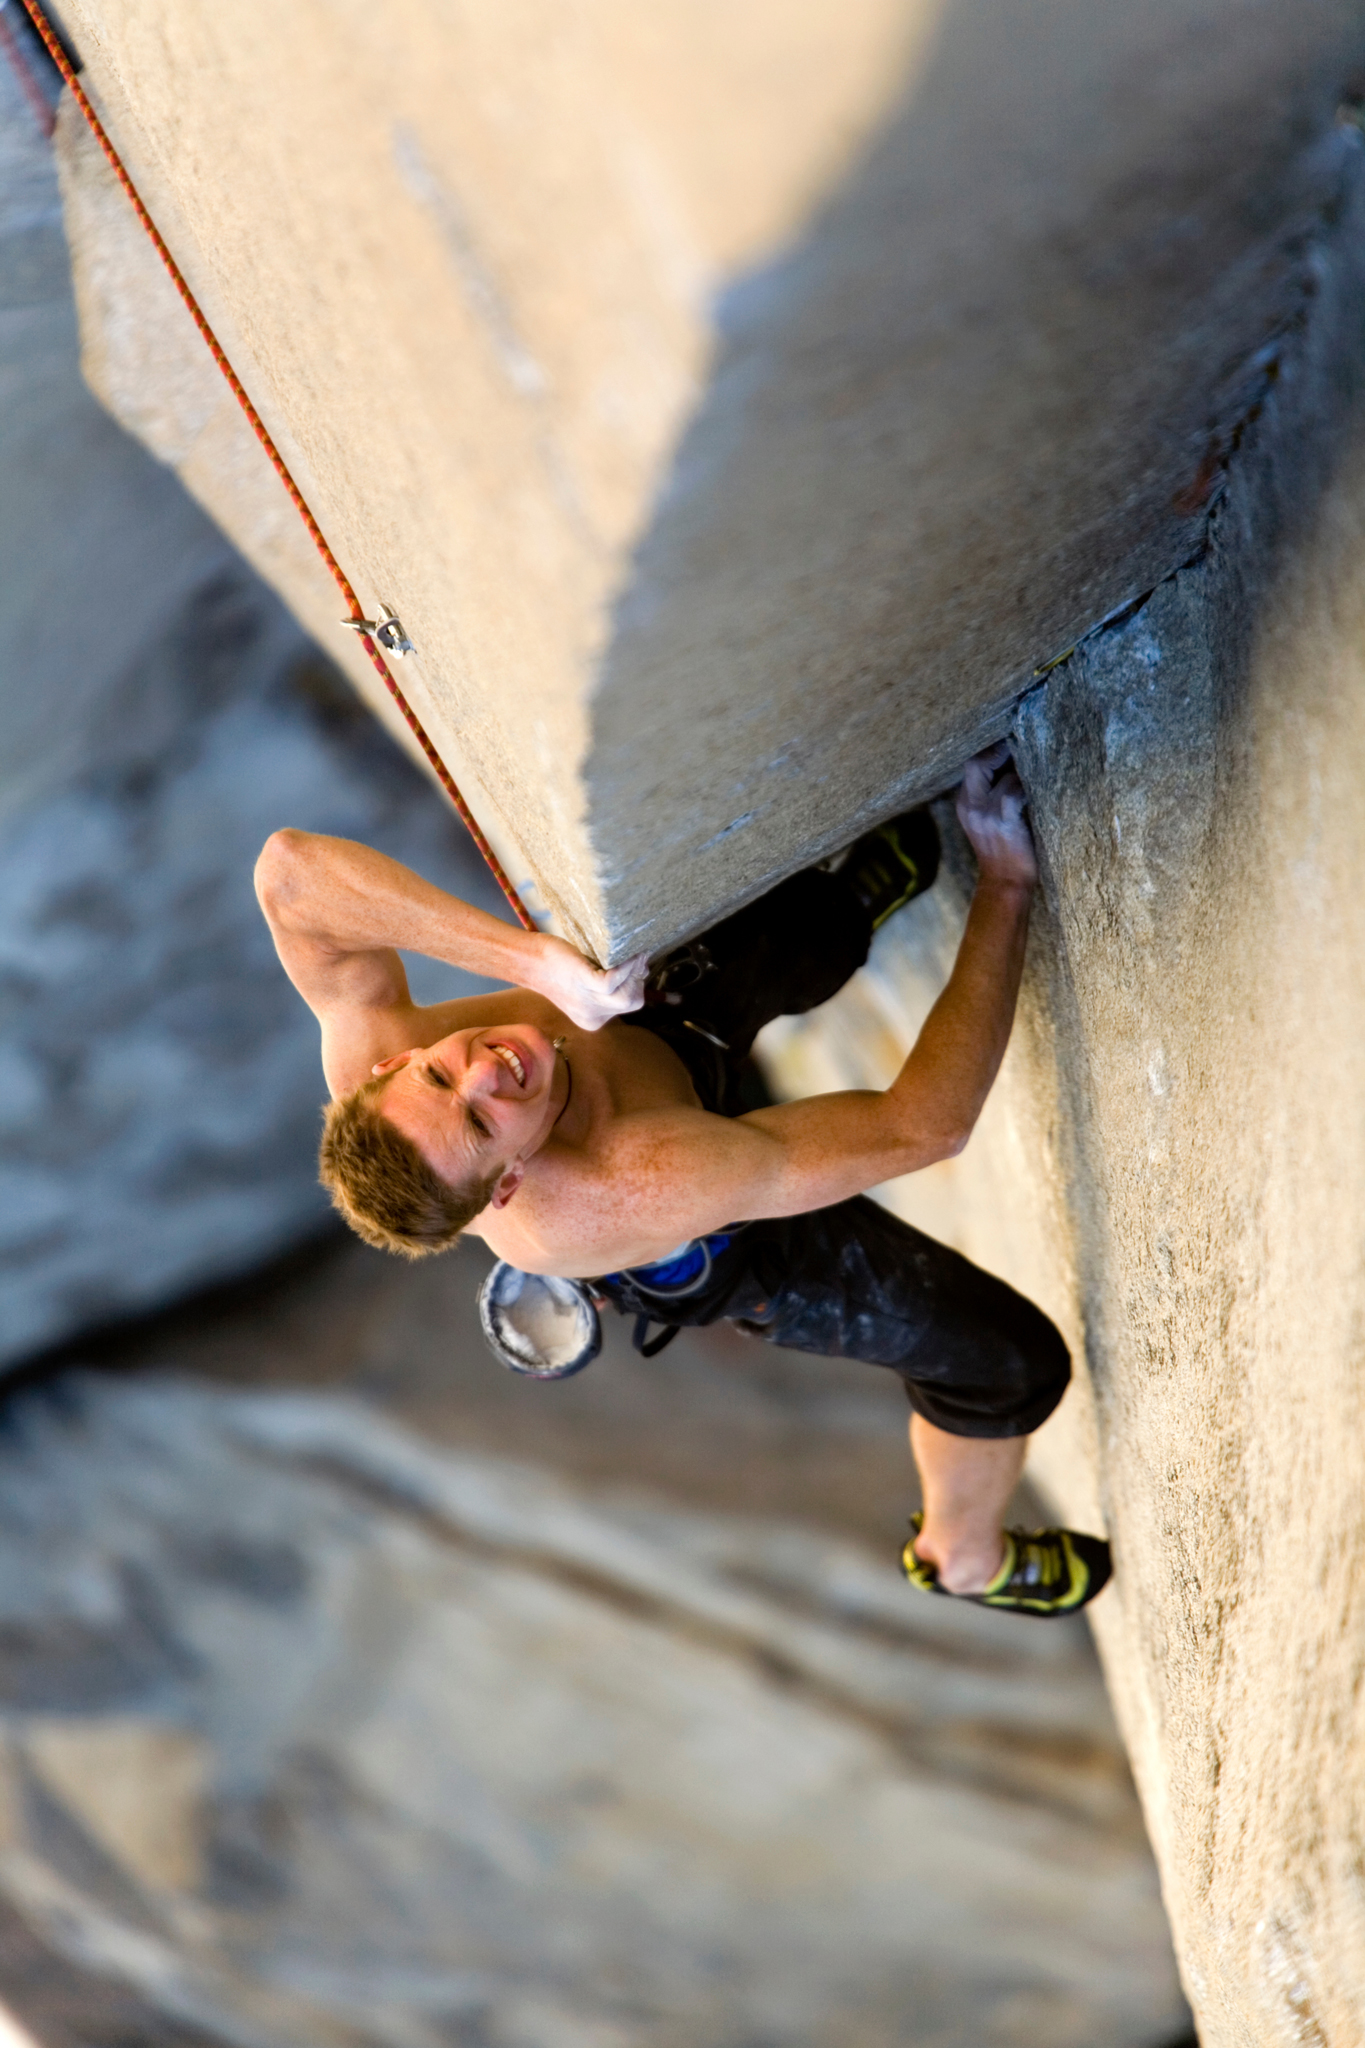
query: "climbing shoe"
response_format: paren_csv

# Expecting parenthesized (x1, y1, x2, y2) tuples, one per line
(842, 808, 941, 929)
(901, 1514, 1112, 1617)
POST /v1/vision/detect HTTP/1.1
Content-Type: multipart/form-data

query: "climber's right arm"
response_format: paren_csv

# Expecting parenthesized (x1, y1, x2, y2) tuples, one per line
(686, 870, 1033, 1220)
(562, 864, 1031, 1258)
(568, 746, 1039, 1248)
(735, 744, 1037, 1210)
(253, 831, 647, 1032)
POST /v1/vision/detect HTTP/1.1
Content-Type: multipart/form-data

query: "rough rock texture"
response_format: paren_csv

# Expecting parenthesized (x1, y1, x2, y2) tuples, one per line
(0, 64, 506, 1365)
(53, 0, 1365, 956)
(759, 159, 1365, 2033)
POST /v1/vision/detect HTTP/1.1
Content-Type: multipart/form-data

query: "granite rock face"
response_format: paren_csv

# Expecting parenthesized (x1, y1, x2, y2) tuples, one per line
(758, 183, 1365, 2032)
(0, 60, 505, 1366)
(1008, 481, 1365, 2042)
(53, 0, 1365, 956)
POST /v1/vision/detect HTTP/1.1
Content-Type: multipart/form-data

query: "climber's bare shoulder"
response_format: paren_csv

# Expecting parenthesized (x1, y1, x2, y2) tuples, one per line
(469, 1094, 739, 1276)
(463, 1019, 723, 1275)
(475, 1060, 919, 1279)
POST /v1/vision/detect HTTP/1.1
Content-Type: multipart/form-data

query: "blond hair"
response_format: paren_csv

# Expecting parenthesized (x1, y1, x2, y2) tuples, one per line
(318, 1075, 498, 1259)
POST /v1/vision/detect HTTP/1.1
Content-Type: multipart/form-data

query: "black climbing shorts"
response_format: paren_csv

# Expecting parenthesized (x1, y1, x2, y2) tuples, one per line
(600, 855, 1071, 1440)
(598, 1200, 1069, 1439)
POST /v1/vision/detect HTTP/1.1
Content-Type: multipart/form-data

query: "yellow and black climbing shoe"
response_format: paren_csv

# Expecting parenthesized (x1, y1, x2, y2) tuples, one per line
(901, 1514, 1112, 1617)
(843, 808, 941, 929)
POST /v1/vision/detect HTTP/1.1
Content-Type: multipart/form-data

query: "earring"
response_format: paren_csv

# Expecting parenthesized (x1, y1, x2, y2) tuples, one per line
(552, 1035, 567, 1051)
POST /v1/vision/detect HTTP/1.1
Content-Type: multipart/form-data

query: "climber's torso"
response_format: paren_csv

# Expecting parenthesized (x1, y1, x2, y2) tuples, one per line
(326, 975, 922, 1278)
(466, 999, 740, 1279)
(326, 983, 761, 1276)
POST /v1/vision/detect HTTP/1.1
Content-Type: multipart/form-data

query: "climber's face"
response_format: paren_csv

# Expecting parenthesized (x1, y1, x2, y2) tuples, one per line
(372, 1022, 567, 1207)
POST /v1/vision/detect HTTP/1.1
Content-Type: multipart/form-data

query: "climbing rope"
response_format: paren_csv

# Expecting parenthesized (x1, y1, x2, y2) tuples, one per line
(16, 0, 536, 931)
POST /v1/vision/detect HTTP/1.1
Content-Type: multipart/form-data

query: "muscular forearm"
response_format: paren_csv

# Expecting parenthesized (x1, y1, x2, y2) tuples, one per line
(257, 830, 650, 1031)
(888, 872, 1031, 1154)
(710, 749, 1039, 1219)
(256, 830, 543, 985)
(726, 871, 1033, 1218)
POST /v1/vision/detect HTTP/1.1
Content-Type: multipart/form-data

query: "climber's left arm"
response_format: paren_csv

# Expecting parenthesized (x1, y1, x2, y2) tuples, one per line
(253, 831, 647, 1033)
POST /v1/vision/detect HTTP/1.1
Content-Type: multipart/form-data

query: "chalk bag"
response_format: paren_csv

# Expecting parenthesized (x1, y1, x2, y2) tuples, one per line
(477, 1263, 602, 1380)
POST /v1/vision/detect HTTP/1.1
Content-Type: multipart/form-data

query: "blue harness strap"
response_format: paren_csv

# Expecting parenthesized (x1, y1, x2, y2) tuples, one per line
(607, 1231, 735, 1296)
(602, 1228, 744, 1357)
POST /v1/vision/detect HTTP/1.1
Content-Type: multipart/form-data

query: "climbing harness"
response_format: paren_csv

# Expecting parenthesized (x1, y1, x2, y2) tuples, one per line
(15, 0, 534, 931)
(601, 1228, 746, 1358)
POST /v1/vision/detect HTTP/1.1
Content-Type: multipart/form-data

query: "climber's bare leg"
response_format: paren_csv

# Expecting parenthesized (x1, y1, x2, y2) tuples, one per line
(909, 1414, 1026, 1594)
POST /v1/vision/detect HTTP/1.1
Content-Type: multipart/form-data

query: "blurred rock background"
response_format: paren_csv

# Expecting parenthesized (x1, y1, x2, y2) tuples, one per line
(0, 17, 1194, 2048)
(0, 1247, 1191, 2048)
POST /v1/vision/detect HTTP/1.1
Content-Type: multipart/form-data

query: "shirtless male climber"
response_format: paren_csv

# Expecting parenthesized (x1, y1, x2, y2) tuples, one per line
(254, 743, 1111, 1616)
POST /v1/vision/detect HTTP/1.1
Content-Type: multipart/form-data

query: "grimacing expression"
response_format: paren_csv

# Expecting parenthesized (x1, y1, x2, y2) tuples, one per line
(376, 1022, 563, 1199)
